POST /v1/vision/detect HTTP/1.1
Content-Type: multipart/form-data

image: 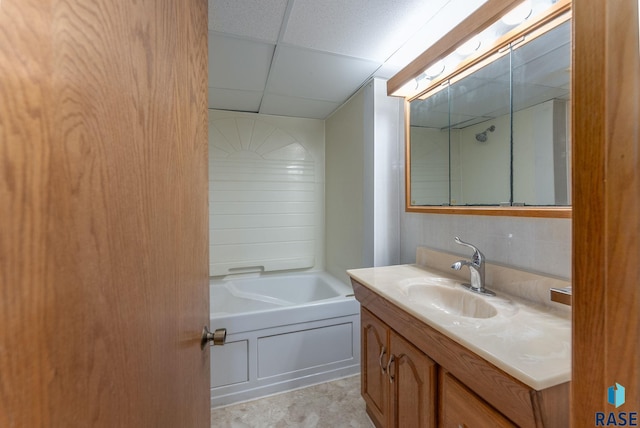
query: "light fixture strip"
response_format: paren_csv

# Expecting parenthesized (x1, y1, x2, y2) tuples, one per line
(432, 49, 510, 98)
(416, 81, 449, 101)
(398, 0, 572, 101)
(387, 0, 526, 97)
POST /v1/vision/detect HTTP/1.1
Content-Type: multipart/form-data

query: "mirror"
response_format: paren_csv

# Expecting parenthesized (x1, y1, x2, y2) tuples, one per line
(405, 4, 572, 217)
(512, 21, 571, 206)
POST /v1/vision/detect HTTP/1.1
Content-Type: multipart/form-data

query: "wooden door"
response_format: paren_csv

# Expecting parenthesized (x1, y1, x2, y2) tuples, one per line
(0, 0, 210, 427)
(361, 308, 389, 428)
(572, 0, 640, 423)
(389, 331, 437, 428)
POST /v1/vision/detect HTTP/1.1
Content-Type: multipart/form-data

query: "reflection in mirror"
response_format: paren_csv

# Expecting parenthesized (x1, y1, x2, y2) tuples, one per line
(512, 20, 571, 206)
(408, 17, 571, 208)
(409, 87, 450, 205)
(449, 51, 511, 205)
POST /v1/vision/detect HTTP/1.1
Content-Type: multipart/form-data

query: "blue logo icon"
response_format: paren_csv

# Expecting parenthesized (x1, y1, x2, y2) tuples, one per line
(596, 383, 636, 426)
(608, 383, 626, 408)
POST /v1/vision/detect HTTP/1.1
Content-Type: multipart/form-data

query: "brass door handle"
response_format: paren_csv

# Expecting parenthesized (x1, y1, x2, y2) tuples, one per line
(379, 346, 387, 373)
(201, 326, 226, 349)
(386, 354, 395, 383)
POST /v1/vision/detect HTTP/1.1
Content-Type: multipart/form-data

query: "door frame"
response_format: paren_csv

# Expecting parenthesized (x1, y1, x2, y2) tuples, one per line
(572, 0, 640, 424)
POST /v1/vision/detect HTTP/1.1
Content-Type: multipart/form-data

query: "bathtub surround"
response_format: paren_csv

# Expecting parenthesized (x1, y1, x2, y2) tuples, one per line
(208, 111, 361, 409)
(209, 110, 326, 275)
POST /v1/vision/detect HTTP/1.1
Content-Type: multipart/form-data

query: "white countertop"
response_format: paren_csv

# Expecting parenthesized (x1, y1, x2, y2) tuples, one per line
(347, 264, 571, 391)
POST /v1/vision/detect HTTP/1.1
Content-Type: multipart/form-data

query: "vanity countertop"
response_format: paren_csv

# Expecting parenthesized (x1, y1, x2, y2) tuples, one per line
(347, 264, 571, 391)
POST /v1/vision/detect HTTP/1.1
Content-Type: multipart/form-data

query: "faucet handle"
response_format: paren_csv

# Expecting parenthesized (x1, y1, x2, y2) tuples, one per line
(454, 237, 484, 265)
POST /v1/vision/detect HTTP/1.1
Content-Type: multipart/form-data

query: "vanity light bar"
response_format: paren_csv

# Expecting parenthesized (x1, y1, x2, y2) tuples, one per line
(415, 49, 508, 101)
(387, 0, 524, 97)
(391, 0, 572, 101)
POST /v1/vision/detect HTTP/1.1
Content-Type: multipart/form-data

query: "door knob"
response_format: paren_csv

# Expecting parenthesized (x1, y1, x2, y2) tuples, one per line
(201, 326, 226, 349)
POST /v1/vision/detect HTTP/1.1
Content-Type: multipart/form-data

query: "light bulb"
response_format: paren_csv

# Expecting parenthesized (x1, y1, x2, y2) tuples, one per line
(424, 60, 445, 78)
(456, 37, 481, 56)
(501, 1, 532, 26)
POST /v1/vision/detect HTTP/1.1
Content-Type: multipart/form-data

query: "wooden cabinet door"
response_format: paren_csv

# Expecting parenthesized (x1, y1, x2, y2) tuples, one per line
(440, 371, 516, 428)
(0, 0, 210, 426)
(388, 331, 437, 428)
(361, 308, 389, 427)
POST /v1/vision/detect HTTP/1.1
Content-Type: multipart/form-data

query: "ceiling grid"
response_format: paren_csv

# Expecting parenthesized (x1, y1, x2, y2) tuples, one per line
(208, 0, 488, 119)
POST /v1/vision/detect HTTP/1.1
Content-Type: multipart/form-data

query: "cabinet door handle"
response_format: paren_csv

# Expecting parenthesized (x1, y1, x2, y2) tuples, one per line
(378, 346, 387, 373)
(386, 354, 395, 383)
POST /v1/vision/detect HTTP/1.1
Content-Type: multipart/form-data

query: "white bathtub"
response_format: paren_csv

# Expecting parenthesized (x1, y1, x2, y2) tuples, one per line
(209, 271, 361, 408)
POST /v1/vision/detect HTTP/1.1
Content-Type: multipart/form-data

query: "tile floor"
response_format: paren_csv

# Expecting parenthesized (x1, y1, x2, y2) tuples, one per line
(210, 375, 373, 428)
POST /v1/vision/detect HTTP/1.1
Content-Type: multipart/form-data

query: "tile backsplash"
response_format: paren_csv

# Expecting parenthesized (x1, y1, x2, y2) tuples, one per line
(401, 213, 571, 279)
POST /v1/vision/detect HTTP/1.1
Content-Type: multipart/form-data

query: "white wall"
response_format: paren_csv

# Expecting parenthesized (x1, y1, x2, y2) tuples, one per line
(325, 78, 403, 283)
(370, 79, 403, 267)
(325, 89, 366, 283)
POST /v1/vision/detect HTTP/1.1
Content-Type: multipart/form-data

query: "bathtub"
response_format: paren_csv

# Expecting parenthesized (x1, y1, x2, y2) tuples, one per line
(209, 271, 361, 408)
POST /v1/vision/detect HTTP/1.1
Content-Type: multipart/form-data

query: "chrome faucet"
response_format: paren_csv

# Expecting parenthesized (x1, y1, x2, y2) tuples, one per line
(451, 237, 495, 296)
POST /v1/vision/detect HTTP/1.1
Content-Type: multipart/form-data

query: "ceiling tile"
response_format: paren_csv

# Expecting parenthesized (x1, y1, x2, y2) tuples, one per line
(209, 87, 263, 112)
(282, 0, 450, 62)
(207, 0, 491, 120)
(209, 34, 274, 91)
(266, 46, 379, 102)
(208, 0, 287, 43)
(260, 93, 340, 119)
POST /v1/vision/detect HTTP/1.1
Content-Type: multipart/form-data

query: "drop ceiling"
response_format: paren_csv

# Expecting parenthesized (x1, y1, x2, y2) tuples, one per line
(208, 0, 488, 119)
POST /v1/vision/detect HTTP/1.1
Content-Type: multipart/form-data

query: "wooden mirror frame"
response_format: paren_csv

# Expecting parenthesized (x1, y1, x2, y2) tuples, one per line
(391, 0, 572, 218)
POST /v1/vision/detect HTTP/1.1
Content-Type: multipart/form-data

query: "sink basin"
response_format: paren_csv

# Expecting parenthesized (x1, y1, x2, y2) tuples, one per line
(403, 283, 498, 319)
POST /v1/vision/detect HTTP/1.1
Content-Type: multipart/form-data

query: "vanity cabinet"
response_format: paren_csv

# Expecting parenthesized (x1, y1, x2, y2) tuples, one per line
(353, 278, 569, 428)
(440, 371, 515, 428)
(362, 308, 436, 428)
